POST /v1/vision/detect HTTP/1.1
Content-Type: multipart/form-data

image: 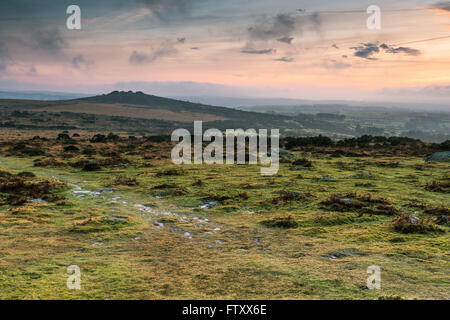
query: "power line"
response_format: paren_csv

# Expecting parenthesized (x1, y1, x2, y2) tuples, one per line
(394, 35, 450, 46)
(297, 8, 427, 15)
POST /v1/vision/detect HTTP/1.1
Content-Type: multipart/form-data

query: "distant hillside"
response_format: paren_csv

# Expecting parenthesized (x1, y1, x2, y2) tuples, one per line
(0, 91, 298, 136)
(77, 91, 278, 120)
(0, 90, 88, 101)
(0, 91, 448, 142)
(73, 91, 295, 130)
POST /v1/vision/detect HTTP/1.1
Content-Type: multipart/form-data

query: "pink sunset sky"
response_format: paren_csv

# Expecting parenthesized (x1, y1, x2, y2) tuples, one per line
(0, 0, 449, 102)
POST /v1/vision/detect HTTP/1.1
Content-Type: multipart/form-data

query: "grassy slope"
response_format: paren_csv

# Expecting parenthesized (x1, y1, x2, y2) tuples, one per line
(1, 92, 449, 140)
(0, 92, 303, 136)
(32, 102, 228, 122)
(0, 151, 448, 300)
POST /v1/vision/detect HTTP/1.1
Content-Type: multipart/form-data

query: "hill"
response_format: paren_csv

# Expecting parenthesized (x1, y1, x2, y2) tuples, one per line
(0, 91, 448, 142)
(0, 91, 296, 136)
(0, 90, 88, 101)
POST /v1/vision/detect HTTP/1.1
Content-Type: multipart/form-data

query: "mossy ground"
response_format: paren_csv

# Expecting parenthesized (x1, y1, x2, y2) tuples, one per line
(0, 143, 448, 300)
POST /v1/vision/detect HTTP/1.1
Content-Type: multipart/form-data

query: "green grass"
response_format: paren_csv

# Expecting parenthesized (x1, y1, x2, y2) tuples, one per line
(0, 152, 449, 300)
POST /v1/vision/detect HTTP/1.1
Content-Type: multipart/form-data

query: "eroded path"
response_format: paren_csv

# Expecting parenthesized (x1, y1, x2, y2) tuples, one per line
(0, 157, 229, 248)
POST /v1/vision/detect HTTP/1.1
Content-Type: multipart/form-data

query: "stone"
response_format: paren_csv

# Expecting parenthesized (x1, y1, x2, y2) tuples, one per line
(408, 215, 420, 225)
(425, 151, 450, 162)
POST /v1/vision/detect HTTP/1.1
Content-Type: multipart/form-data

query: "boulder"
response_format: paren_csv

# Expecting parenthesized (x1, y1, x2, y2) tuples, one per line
(408, 215, 420, 225)
(425, 151, 450, 162)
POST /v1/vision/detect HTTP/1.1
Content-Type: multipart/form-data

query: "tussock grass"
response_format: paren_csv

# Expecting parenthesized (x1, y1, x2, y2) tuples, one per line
(0, 135, 448, 300)
(260, 217, 298, 229)
(425, 180, 450, 193)
(392, 216, 445, 234)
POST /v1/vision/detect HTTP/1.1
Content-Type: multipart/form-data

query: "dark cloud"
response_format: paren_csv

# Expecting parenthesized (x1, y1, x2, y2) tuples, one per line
(32, 29, 66, 55)
(308, 12, 322, 33)
(191, 47, 200, 50)
(380, 43, 421, 56)
(332, 44, 339, 49)
(72, 55, 95, 69)
(129, 51, 150, 64)
(350, 43, 380, 60)
(248, 14, 296, 41)
(431, 1, 450, 11)
(275, 57, 294, 62)
(351, 42, 422, 60)
(177, 37, 186, 43)
(240, 48, 275, 55)
(248, 12, 322, 42)
(129, 43, 177, 64)
(278, 37, 294, 44)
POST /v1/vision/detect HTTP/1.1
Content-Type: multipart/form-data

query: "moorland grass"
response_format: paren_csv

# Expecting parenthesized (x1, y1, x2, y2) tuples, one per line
(0, 136, 448, 300)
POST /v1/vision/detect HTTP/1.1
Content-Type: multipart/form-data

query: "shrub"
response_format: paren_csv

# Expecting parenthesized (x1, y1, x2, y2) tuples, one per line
(63, 145, 80, 153)
(424, 206, 450, 216)
(0, 173, 65, 206)
(107, 133, 120, 142)
(292, 158, 313, 167)
(272, 191, 315, 204)
(34, 158, 64, 167)
(156, 169, 182, 177)
(192, 179, 203, 187)
(356, 193, 389, 204)
(82, 161, 101, 171)
(425, 181, 450, 193)
(153, 183, 178, 189)
(82, 145, 96, 156)
(205, 194, 232, 202)
(0, 171, 13, 179)
(372, 204, 398, 215)
(10, 143, 45, 156)
(57, 133, 71, 141)
(321, 193, 364, 211)
(7, 194, 27, 206)
(166, 187, 188, 196)
(313, 213, 355, 226)
(146, 135, 171, 143)
(21, 147, 45, 156)
(284, 136, 334, 149)
(90, 134, 107, 143)
(16, 172, 36, 179)
(114, 176, 139, 186)
(238, 192, 249, 200)
(261, 216, 298, 229)
(70, 216, 129, 233)
(354, 182, 375, 187)
(392, 215, 444, 234)
(435, 215, 449, 226)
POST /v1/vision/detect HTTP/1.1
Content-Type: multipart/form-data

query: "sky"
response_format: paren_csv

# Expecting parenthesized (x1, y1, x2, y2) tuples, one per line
(0, 0, 449, 102)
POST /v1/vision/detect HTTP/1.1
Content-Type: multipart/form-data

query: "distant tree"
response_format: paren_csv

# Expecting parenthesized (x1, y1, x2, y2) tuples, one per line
(90, 134, 107, 143)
